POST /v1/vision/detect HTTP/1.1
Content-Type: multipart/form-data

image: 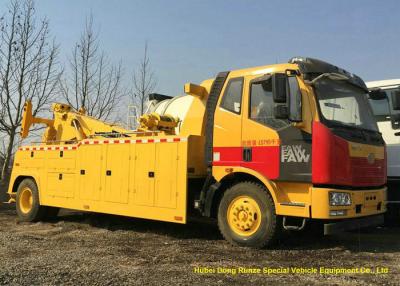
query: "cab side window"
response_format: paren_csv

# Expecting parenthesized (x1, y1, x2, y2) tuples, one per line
(220, 78, 243, 114)
(249, 78, 288, 129)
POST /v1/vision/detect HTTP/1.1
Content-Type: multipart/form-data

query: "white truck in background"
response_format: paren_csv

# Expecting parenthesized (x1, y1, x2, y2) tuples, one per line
(367, 79, 400, 220)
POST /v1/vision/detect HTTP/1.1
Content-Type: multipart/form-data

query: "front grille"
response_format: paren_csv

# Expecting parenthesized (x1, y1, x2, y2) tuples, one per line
(351, 157, 386, 186)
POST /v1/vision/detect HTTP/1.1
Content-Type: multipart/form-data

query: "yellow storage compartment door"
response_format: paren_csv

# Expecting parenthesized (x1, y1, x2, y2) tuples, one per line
(134, 143, 156, 206)
(79, 145, 102, 201)
(104, 144, 130, 204)
(46, 149, 76, 171)
(154, 142, 178, 209)
(26, 150, 45, 169)
(46, 172, 75, 198)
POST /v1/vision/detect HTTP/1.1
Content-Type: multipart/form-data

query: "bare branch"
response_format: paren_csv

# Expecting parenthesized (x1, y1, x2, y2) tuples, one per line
(0, 0, 61, 179)
(132, 41, 157, 115)
(60, 14, 125, 121)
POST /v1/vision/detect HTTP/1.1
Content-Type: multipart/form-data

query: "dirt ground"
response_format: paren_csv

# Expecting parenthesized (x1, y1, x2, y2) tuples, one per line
(0, 203, 399, 286)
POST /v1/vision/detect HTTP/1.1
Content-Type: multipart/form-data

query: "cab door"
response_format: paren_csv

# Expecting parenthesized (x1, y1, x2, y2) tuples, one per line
(241, 74, 312, 182)
(212, 77, 244, 166)
(240, 75, 282, 180)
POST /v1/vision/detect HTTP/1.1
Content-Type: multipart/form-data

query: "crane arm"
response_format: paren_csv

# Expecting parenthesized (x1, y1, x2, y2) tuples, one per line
(20, 101, 54, 139)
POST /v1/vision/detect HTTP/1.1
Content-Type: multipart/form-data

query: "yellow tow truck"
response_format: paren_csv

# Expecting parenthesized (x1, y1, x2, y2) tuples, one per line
(8, 57, 386, 248)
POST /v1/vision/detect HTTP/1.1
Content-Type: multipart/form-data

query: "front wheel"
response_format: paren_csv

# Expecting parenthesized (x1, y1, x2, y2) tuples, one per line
(217, 181, 281, 248)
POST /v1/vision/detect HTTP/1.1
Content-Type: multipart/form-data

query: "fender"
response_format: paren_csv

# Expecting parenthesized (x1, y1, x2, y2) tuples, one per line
(207, 166, 281, 215)
(8, 171, 42, 202)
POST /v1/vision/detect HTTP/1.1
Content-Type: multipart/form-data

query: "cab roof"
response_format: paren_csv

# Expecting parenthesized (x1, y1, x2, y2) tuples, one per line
(203, 57, 367, 91)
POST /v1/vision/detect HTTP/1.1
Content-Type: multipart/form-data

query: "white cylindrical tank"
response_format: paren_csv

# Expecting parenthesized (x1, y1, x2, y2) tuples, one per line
(145, 78, 214, 136)
(150, 95, 195, 134)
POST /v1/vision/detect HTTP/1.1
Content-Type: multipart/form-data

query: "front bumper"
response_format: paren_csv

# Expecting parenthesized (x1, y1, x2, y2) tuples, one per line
(311, 186, 387, 219)
(324, 214, 384, 235)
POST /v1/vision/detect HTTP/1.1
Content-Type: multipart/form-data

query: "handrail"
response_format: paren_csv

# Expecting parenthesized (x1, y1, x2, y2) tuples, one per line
(25, 130, 163, 145)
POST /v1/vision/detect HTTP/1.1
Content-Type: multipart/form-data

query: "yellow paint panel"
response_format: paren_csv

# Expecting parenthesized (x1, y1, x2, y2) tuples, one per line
(214, 108, 242, 147)
(13, 151, 30, 168)
(213, 77, 243, 148)
(187, 135, 207, 177)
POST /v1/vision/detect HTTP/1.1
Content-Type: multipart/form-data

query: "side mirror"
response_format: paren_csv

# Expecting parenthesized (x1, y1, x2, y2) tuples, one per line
(288, 76, 302, 122)
(274, 105, 289, 119)
(392, 91, 400, 110)
(369, 88, 387, 100)
(272, 73, 287, 103)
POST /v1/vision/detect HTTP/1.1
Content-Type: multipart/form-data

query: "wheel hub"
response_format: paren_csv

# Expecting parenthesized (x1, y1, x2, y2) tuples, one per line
(227, 196, 262, 236)
(19, 187, 33, 214)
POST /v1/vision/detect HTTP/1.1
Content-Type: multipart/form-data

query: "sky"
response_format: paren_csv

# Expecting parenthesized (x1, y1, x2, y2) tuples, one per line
(13, 0, 400, 96)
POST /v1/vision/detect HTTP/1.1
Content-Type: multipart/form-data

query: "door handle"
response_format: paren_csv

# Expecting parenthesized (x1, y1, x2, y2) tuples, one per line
(242, 147, 252, 162)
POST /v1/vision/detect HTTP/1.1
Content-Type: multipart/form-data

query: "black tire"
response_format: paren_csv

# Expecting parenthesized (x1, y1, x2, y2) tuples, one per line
(16, 178, 47, 222)
(217, 181, 281, 248)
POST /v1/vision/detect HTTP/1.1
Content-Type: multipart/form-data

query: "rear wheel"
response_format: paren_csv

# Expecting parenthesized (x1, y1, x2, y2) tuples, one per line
(16, 178, 47, 222)
(217, 181, 281, 248)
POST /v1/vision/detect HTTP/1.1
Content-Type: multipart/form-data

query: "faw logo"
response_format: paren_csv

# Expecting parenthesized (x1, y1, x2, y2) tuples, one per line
(281, 145, 310, 163)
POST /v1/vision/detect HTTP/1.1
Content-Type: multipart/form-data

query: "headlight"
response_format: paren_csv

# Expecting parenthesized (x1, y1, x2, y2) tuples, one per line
(329, 192, 351, 206)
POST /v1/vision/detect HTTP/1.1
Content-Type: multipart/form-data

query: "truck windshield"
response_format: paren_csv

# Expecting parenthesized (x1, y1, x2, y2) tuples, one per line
(314, 78, 379, 132)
